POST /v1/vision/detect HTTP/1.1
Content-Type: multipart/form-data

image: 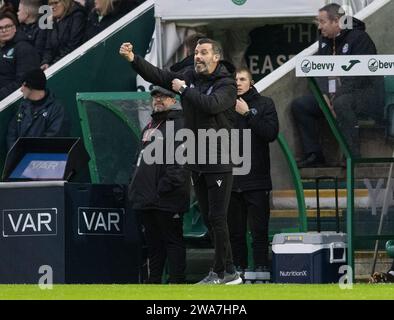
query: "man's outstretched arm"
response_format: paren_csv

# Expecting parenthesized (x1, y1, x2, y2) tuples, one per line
(119, 42, 181, 92)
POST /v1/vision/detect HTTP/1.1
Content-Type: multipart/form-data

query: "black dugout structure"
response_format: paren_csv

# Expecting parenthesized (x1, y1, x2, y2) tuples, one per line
(0, 138, 142, 284)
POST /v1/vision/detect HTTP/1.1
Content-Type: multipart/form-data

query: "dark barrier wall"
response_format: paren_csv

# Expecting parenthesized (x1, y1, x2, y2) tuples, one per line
(0, 8, 155, 178)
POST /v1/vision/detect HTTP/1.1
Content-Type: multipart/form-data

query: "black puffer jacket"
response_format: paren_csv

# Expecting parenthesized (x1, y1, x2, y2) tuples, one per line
(6, 91, 70, 150)
(83, 8, 124, 41)
(0, 30, 40, 101)
(131, 55, 237, 173)
(317, 17, 384, 119)
(41, 2, 86, 65)
(129, 109, 190, 213)
(19, 22, 47, 59)
(232, 87, 279, 191)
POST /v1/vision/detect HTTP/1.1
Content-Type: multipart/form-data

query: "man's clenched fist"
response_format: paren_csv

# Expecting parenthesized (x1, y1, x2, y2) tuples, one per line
(119, 42, 135, 62)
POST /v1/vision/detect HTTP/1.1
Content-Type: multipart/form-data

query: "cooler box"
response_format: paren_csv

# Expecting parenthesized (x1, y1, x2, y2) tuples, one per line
(272, 232, 347, 283)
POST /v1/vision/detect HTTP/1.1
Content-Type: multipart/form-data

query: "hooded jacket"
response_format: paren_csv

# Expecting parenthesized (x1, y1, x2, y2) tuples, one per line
(6, 91, 69, 150)
(0, 30, 40, 101)
(232, 87, 279, 191)
(41, 2, 86, 65)
(317, 17, 384, 119)
(131, 55, 237, 173)
(129, 109, 190, 213)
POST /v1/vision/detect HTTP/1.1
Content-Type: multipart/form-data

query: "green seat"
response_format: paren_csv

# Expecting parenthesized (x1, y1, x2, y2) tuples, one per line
(386, 240, 394, 259)
(183, 201, 208, 239)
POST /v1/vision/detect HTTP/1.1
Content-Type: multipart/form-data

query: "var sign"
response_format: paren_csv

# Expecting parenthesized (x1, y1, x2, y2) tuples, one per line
(2, 208, 57, 237)
(78, 207, 124, 235)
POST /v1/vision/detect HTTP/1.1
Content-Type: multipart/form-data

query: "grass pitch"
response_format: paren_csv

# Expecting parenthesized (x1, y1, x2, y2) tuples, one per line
(0, 284, 393, 300)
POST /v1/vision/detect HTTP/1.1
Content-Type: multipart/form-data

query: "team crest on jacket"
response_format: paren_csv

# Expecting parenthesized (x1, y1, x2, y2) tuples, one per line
(321, 42, 327, 49)
(3, 48, 14, 59)
(342, 43, 349, 54)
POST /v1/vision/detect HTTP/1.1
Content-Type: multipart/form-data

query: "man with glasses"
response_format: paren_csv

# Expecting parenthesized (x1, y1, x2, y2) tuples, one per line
(128, 86, 190, 284)
(0, 7, 40, 101)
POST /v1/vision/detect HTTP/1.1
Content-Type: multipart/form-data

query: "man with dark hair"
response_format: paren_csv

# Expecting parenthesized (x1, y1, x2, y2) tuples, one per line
(0, 7, 40, 101)
(129, 86, 189, 284)
(291, 3, 384, 166)
(120, 37, 242, 285)
(6, 68, 69, 149)
(228, 67, 278, 275)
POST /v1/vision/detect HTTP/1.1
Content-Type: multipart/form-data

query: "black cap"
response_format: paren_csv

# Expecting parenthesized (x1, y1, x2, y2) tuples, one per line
(22, 68, 47, 90)
(150, 86, 176, 98)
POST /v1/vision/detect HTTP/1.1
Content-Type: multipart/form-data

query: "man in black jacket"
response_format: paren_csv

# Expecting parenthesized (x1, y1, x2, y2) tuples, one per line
(6, 68, 69, 150)
(228, 68, 279, 274)
(0, 8, 40, 101)
(17, 0, 47, 59)
(128, 86, 190, 284)
(291, 3, 384, 166)
(120, 38, 242, 285)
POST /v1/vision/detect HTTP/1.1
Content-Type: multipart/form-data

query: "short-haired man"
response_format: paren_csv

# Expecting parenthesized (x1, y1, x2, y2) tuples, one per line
(17, 0, 47, 59)
(6, 68, 69, 150)
(228, 68, 278, 275)
(129, 86, 190, 284)
(120, 38, 242, 284)
(291, 3, 384, 166)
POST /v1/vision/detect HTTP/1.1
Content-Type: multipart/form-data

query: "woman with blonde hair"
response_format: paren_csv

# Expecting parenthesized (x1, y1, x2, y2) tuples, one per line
(41, 0, 86, 69)
(83, 0, 123, 41)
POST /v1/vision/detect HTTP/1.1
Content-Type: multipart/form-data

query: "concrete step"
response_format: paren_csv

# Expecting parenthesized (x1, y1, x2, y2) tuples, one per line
(271, 209, 341, 218)
(299, 164, 391, 180)
(355, 250, 392, 279)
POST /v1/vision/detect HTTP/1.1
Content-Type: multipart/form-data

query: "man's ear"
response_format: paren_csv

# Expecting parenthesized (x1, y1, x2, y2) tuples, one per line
(251, 80, 255, 86)
(213, 54, 220, 62)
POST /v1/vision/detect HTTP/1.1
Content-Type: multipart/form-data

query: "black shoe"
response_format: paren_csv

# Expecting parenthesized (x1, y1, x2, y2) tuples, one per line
(297, 152, 326, 168)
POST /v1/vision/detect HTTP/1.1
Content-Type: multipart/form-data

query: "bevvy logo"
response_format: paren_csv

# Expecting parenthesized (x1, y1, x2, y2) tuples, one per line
(368, 58, 394, 72)
(301, 59, 334, 74)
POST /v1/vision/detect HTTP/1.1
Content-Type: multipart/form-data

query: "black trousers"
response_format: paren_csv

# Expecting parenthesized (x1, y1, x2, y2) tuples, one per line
(192, 171, 234, 276)
(227, 190, 271, 269)
(291, 92, 377, 158)
(139, 209, 186, 284)
(291, 95, 324, 156)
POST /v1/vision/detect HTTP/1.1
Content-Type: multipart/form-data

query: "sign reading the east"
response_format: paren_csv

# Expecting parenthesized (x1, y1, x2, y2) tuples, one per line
(246, 23, 318, 82)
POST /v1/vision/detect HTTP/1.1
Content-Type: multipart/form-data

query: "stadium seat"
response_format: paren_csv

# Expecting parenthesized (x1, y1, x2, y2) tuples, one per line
(386, 240, 394, 258)
(183, 200, 208, 240)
